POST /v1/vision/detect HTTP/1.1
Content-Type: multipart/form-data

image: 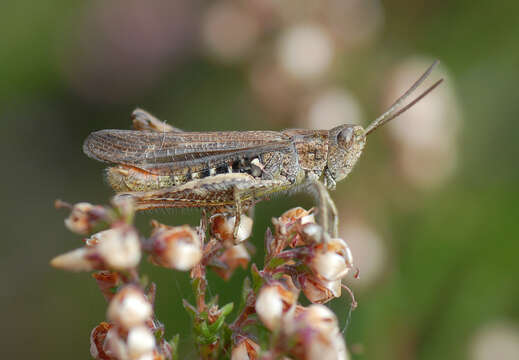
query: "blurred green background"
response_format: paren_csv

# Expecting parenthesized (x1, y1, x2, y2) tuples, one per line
(1, 0, 518, 359)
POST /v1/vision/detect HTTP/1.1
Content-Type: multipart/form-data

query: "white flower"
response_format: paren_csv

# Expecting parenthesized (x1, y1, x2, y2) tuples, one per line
(50, 247, 98, 272)
(211, 214, 253, 245)
(104, 327, 129, 360)
(278, 24, 334, 81)
(307, 331, 349, 360)
(285, 304, 348, 360)
(127, 326, 156, 360)
(312, 252, 349, 281)
(384, 58, 461, 189)
(304, 304, 339, 336)
(135, 354, 154, 360)
(469, 322, 519, 360)
(311, 238, 353, 281)
(202, 2, 259, 62)
(51, 227, 141, 272)
(255, 281, 298, 330)
(107, 286, 153, 329)
(305, 88, 363, 130)
(97, 227, 141, 270)
(255, 285, 283, 330)
(150, 225, 202, 271)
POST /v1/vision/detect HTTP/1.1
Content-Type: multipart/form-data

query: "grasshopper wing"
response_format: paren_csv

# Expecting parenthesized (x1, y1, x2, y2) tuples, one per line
(83, 129, 294, 174)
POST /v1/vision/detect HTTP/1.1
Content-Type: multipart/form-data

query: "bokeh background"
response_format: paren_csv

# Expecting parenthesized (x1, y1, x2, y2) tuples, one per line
(1, 0, 518, 359)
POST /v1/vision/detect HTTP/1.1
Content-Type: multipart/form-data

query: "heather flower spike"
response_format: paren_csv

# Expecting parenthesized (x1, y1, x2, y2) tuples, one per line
(56, 61, 443, 357)
(54, 197, 359, 359)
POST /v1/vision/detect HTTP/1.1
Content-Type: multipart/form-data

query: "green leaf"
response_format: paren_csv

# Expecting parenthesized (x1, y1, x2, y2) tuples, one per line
(169, 334, 180, 360)
(265, 256, 287, 270)
(182, 299, 198, 319)
(238, 277, 252, 313)
(200, 321, 211, 338)
(251, 264, 264, 294)
(220, 302, 234, 316)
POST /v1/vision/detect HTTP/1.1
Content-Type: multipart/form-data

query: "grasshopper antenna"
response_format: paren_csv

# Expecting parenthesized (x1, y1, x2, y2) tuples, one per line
(365, 60, 443, 136)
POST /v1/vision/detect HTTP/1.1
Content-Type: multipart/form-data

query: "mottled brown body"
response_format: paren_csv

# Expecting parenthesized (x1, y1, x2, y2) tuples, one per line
(83, 124, 364, 212)
(83, 61, 442, 237)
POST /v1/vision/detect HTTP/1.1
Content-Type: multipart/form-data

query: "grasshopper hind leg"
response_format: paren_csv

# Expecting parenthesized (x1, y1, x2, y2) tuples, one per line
(131, 108, 184, 133)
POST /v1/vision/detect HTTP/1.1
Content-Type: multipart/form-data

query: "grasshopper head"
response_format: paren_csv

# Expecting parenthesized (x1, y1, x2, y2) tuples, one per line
(325, 124, 366, 188)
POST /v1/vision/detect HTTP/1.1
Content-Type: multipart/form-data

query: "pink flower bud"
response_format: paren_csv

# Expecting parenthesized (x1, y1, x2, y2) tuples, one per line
(62, 202, 109, 235)
(50, 247, 101, 272)
(51, 227, 141, 272)
(107, 285, 153, 329)
(150, 225, 202, 271)
(231, 337, 260, 360)
(211, 214, 253, 245)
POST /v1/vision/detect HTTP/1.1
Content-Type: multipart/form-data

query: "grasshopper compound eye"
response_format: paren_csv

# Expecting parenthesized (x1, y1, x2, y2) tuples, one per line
(337, 127, 354, 148)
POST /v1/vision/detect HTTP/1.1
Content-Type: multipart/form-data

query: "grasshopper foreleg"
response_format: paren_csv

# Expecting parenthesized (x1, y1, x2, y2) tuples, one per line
(312, 181, 339, 238)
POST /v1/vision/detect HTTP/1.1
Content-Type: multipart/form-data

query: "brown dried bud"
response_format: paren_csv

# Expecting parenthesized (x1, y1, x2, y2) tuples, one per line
(93, 271, 120, 302)
(150, 225, 202, 271)
(272, 207, 316, 246)
(299, 274, 341, 304)
(212, 243, 251, 280)
(90, 322, 115, 360)
(211, 213, 253, 246)
(231, 336, 260, 360)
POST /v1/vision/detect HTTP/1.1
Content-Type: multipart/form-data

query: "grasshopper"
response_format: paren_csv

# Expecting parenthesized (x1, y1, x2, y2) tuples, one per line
(83, 61, 442, 240)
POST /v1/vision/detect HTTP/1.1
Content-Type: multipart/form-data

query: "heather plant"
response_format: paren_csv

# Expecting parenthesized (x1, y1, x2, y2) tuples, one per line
(52, 196, 357, 360)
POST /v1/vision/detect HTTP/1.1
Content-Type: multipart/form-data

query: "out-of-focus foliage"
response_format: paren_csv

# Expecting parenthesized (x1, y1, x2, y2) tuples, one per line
(1, 0, 518, 359)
